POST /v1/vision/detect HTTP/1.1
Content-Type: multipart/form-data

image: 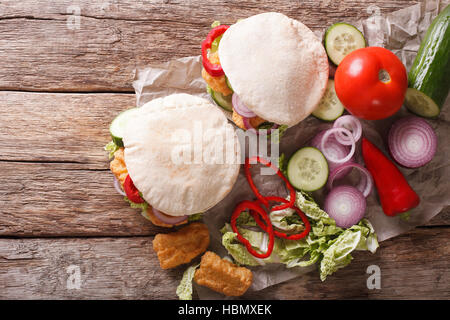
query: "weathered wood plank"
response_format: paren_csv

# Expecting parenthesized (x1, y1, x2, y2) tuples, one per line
(0, 227, 448, 299)
(0, 92, 133, 166)
(0, 0, 418, 92)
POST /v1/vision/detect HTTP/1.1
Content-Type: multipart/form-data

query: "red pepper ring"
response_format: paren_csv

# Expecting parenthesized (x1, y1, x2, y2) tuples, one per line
(124, 174, 145, 204)
(201, 25, 229, 77)
(249, 196, 311, 241)
(244, 156, 296, 211)
(231, 200, 275, 259)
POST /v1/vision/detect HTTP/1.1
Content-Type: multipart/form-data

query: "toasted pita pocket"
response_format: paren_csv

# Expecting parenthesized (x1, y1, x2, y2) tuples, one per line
(122, 94, 240, 216)
(218, 12, 329, 126)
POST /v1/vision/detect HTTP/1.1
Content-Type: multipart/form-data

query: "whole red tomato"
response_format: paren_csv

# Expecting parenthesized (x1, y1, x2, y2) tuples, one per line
(334, 47, 407, 120)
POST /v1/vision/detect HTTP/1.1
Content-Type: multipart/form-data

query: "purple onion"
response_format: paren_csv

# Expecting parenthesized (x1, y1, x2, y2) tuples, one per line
(324, 185, 367, 228)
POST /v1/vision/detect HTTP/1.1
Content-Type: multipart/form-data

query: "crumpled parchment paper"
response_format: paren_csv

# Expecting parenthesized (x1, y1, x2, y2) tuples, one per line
(133, 0, 450, 299)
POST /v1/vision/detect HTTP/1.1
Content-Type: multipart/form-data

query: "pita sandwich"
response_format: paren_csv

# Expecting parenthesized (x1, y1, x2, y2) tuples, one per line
(202, 12, 329, 129)
(109, 93, 241, 227)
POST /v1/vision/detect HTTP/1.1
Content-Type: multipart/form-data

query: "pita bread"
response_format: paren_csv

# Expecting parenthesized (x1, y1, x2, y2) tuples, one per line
(218, 12, 329, 126)
(122, 94, 240, 216)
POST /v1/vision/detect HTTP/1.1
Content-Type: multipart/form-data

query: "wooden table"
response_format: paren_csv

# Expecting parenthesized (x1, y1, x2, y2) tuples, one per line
(0, 0, 448, 300)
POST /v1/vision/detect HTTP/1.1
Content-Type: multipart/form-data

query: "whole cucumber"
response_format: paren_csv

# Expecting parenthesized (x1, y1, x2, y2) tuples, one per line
(405, 5, 450, 117)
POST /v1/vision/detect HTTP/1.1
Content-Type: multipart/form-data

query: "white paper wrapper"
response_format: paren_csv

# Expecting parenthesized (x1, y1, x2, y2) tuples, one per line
(133, 0, 450, 299)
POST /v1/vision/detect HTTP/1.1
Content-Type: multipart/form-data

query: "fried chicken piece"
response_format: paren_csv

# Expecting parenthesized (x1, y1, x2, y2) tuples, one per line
(202, 52, 233, 96)
(194, 251, 253, 296)
(143, 206, 187, 228)
(153, 222, 210, 269)
(110, 148, 128, 188)
(231, 108, 267, 130)
(202, 69, 233, 97)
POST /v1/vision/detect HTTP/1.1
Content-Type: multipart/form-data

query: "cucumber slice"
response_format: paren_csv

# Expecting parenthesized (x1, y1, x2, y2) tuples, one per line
(312, 79, 345, 121)
(207, 86, 233, 112)
(287, 147, 329, 192)
(404, 88, 440, 118)
(324, 22, 366, 65)
(226, 76, 233, 92)
(109, 108, 140, 147)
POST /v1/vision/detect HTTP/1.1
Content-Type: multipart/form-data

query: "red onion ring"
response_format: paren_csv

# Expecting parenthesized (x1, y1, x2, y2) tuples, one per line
(310, 130, 354, 178)
(232, 93, 256, 118)
(113, 177, 126, 196)
(242, 117, 280, 135)
(324, 185, 366, 228)
(333, 115, 362, 146)
(152, 207, 188, 225)
(388, 116, 437, 168)
(321, 128, 355, 164)
(327, 162, 373, 197)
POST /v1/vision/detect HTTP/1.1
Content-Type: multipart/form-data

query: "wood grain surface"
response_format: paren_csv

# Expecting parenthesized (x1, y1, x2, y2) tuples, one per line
(0, 0, 448, 300)
(0, 228, 448, 299)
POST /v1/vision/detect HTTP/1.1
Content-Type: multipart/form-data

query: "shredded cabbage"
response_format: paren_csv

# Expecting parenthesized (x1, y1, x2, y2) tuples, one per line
(176, 263, 200, 300)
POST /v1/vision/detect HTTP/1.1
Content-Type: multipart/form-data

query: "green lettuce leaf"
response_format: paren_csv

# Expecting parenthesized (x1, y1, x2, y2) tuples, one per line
(295, 191, 335, 224)
(222, 232, 260, 266)
(104, 141, 119, 159)
(235, 211, 257, 227)
(211, 21, 221, 28)
(270, 207, 305, 234)
(124, 196, 148, 211)
(278, 153, 288, 177)
(176, 263, 200, 300)
(319, 230, 362, 281)
(188, 212, 204, 222)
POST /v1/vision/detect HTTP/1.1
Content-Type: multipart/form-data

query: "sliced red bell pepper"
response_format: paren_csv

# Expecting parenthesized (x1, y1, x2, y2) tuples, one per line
(231, 200, 274, 259)
(362, 138, 420, 216)
(124, 174, 145, 204)
(244, 156, 296, 211)
(201, 25, 229, 77)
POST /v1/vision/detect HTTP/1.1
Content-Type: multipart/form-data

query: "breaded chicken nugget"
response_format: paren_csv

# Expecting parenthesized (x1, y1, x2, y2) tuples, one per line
(110, 148, 128, 188)
(202, 68, 233, 97)
(153, 222, 210, 269)
(201, 52, 233, 96)
(194, 251, 253, 296)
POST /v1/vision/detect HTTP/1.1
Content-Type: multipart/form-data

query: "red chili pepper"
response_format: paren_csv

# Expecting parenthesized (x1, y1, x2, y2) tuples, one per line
(244, 156, 296, 211)
(362, 138, 420, 216)
(124, 174, 145, 204)
(201, 25, 229, 77)
(250, 196, 311, 241)
(231, 200, 274, 259)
